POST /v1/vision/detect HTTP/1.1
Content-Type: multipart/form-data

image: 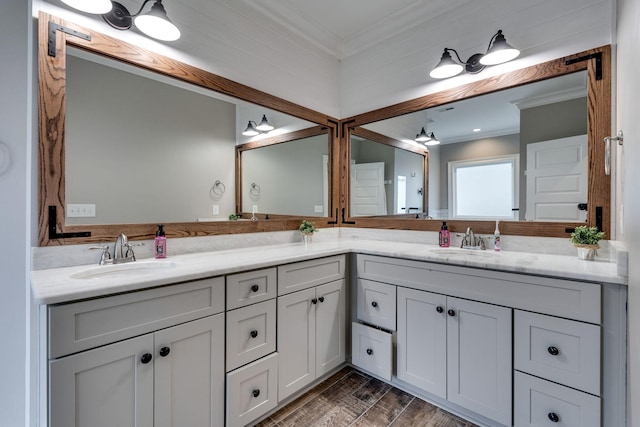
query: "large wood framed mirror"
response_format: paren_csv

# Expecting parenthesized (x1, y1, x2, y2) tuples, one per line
(38, 12, 339, 246)
(340, 45, 611, 238)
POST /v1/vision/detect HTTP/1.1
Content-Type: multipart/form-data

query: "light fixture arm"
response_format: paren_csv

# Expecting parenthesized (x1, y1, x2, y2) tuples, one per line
(486, 30, 503, 52)
(128, 0, 157, 18)
(444, 48, 467, 66)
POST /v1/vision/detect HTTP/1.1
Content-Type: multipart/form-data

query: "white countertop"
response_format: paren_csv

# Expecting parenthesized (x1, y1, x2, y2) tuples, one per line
(31, 238, 627, 305)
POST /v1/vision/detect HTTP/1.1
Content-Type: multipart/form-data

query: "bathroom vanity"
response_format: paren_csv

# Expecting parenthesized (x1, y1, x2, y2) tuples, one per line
(32, 236, 626, 427)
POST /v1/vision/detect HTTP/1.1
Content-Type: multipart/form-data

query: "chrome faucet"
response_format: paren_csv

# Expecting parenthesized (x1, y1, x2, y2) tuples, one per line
(113, 233, 136, 264)
(461, 227, 486, 250)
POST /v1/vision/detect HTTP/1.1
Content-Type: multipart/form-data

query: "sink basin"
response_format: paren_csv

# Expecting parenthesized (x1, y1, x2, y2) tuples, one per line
(430, 248, 497, 257)
(71, 260, 177, 279)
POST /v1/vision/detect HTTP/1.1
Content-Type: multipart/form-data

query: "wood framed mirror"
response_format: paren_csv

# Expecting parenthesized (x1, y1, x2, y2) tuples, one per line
(38, 12, 339, 246)
(339, 45, 611, 238)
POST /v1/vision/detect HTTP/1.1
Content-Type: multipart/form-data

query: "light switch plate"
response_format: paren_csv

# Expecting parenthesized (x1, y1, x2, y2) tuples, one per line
(67, 204, 96, 217)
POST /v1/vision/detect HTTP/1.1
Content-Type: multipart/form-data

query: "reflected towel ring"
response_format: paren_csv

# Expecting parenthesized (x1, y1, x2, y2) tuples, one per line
(209, 180, 226, 200)
(250, 183, 261, 197)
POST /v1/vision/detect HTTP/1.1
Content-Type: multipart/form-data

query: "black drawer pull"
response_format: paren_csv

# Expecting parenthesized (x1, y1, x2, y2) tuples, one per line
(312, 298, 318, 305)
(140, 353, 153, 364)
(250, 330, 258, 339)
(252, 389, 260, 398)
(548, 412, 559, 422)
(548, 346, 560, 356)
(159, 346, 170, 357)
(366, 348, 373, 356)
(447, 309, 456, 317)
(251, 284, 259, 293)
(319, 296, 325, 303)
(436, 306, 444, 313)
(371, 301, 378, 308)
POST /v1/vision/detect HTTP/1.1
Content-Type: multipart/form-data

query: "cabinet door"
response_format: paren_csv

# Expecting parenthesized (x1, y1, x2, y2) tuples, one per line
(49, 334, 154, 427)
(315, 279, 346, 377)
(397, 287, 447, 399)
(278, 287, 316, 401)
(154, 314, 225, 427)
(447, 297, 512, 426)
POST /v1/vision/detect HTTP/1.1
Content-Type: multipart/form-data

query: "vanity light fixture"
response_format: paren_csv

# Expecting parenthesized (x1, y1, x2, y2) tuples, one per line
(61, 0, 113, 14)
(429, 30, 519, 79)
(101, 0, 181, 41)
(242, 115, 275, 136)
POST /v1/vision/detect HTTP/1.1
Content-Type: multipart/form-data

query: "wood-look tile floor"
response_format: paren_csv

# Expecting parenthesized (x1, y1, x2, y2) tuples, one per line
(255, 366, 479, 427)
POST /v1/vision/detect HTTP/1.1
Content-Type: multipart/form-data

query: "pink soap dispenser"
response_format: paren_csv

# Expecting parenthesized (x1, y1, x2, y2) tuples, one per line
(155, 224, 167, 259)
(439, 221, 450, 247)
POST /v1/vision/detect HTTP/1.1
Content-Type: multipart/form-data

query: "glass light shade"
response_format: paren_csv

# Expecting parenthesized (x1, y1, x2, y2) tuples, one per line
(429, 50, 464, 79)
(62, 0, 113, 14)
(255, 115, 274, 132)
(134, 1, 181, 41)
(424, 133, 440, 146)
(242, 121, 260, 136)
(414, 127, 432, 142)
(480, 33, 520, 65)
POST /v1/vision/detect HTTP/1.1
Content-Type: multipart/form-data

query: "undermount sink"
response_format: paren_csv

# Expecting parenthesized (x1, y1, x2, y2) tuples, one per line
(430, 248, 497, 257)
(71, 260, 177, 279)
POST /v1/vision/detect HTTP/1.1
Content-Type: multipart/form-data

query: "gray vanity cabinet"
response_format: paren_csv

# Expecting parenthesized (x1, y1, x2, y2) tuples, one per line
(47, 277, 226, 427)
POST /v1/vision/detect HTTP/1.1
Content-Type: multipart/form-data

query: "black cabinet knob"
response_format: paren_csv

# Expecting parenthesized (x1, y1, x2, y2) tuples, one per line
(250, 330, 258, 339)
(548, 412, 560, 422)
(252, 389, 260, 398)
(366, 348, 373, 355)
(371, 301, 378, 308)
(319, 296, 325, 303)
(436, 306, 444, 313)
(140, 353, 153, 364)
(447, 309, 456, 317)
(548, 346, 560, 356)
(159, 346, 170, 357)
(312, 298, 318, 305)
(251, 284, 259, 293)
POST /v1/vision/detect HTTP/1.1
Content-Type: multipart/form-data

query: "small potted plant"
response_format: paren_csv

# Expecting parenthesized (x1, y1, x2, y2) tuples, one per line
(570, 226, 605, 260)
(228, 213, 241, 221)
(299, 220, 318, 244)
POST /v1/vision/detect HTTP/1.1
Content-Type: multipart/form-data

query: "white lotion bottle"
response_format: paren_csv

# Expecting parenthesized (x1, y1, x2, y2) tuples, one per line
(494, 220, 501, 252)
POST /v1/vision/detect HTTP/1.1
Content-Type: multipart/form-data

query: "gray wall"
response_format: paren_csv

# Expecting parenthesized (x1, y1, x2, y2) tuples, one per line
(242, 135, 328, 216)
(436, 134, 520, 208)
(519, 97, 587, 218)
(394, 148, 424, 213)
(65, 56, 237, 224)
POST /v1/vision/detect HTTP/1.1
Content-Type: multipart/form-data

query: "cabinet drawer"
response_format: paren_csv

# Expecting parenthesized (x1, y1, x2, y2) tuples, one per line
(226, 353, 278, 427)
(515, 310, 600, 395)
(227, 268, 277, 310)
(514, 372, 600, 427)
(351, 322, 392, 381)
(226, 299, 276, 372)
(49, 277, 225, 358)
(357, 279, 396, 330)
(278, 255, 345, 295)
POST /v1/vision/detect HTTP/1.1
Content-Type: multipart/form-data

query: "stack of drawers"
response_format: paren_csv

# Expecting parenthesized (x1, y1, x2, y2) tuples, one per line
(225, 268, 279, 427)
(514, 310, 601, 427)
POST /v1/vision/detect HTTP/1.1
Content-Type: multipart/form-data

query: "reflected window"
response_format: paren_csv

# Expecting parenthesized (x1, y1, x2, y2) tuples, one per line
(449, 155, 519, 220)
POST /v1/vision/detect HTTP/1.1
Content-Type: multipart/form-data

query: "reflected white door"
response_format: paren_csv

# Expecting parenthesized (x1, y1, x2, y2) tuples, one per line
(351, 162, 387, 216)
(526, 135, 588, 222)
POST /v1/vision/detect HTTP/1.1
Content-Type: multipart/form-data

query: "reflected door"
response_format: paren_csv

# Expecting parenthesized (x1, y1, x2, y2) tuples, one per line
(525, 135, 588, 222)
(351, 162, 387, 216)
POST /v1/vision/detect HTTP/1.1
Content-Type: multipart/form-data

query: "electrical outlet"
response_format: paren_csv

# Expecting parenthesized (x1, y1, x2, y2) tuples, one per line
(314, 205, 323, 213)
(212, 204, 220, 215)
(252, 205, 258, 214)
(67, 204, 96, 217)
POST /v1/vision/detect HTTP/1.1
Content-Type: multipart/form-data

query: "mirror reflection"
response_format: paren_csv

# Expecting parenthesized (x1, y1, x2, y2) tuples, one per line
(65, 49, 320, 225)
(360, 71, 588, 222)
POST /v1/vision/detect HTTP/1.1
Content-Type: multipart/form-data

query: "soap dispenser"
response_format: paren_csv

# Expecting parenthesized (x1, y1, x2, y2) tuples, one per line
(494, 220, 501, 252)
(439, 221, 450, 247)
(155, 224, 167, 259)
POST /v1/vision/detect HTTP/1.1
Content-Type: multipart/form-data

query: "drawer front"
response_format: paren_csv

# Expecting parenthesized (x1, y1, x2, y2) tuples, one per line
(515, 310, 601, 395)
(49, 277, 225, 359)
(227, 268, 277, 310)
(278, 255, 346, 295)
(351, 322, 392, 381)
(226, 299, 276, 372)
(226, 353, 279, 427)
(357, 279, 397, 330)
(514, 372, 600, 427)
(357, 254, 601, 324)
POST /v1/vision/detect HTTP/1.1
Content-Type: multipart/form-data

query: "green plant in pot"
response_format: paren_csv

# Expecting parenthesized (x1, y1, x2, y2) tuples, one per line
(299, 220, 318, 243)
(570, 226, 605, 260)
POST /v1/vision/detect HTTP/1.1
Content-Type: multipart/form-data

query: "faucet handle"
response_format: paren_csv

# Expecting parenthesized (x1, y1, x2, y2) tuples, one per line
(124, 242, 143, 262)
(89, 245, 112, 265)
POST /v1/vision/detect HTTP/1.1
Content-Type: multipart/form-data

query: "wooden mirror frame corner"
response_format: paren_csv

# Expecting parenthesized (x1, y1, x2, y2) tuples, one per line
(338, 45, 611, 238)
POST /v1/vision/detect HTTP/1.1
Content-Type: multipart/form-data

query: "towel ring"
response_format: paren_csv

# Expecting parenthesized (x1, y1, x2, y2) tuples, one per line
(209, 180, 226, 200)
(250, 183, 261, 197)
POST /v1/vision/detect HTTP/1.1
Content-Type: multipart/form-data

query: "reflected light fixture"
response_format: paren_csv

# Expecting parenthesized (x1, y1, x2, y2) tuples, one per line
(101, 0, 181, 41)
(430, 30, 519, 79)
(242, 115, 275, 136)
(61, 0, 113, 14)
(414, 128, 440, 146)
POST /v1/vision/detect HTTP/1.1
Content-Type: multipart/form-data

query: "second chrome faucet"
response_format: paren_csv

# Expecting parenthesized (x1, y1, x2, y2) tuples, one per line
(91, 233, 139, 265)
